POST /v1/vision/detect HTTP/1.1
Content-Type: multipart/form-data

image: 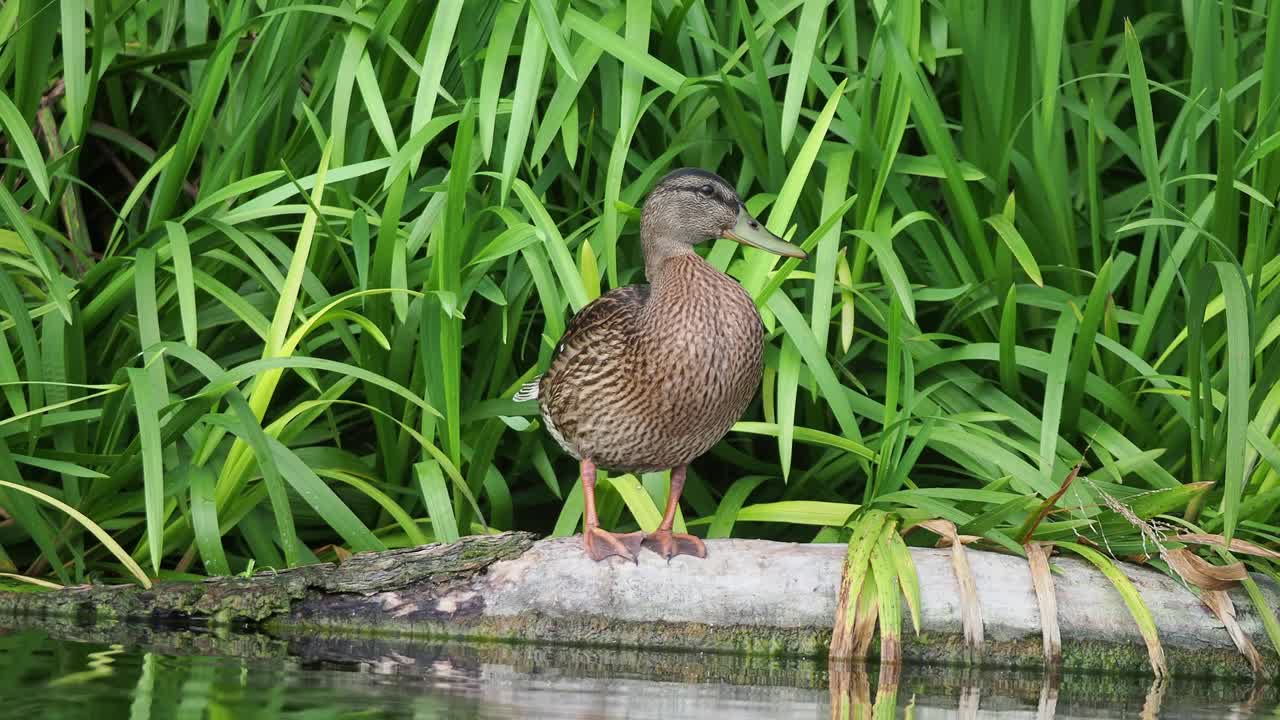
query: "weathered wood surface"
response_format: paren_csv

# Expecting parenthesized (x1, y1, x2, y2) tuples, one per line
(1, 532, 1276, 679)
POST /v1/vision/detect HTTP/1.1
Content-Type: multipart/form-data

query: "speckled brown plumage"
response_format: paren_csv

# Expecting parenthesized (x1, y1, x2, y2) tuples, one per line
(518, 167, 806, 562)
(538, 253, 764, 473)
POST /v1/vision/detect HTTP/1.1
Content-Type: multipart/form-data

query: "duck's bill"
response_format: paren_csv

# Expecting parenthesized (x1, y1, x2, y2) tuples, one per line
(722, 207, 807, 259)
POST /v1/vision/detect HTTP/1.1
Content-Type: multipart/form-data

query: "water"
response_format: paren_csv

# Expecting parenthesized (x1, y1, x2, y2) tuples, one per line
(0, 623, 1272, 719)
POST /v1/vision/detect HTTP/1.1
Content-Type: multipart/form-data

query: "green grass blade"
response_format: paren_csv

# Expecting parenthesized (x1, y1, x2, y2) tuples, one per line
(711, 501, 860, 527)
(0, 444, 67, 584)
(326, 471, 428, 547)
(529, 0, 577, 83)
(0, 90, 51, 202)
(983, 215, 1044, 287)
(0, 185, 70, 322)
(416, 460, 460, 543)
(186, 464, 229, 575)
(500, 15, 548, 200)
(164, 222, 199, 347)
(776, 338, 800, 480)
(0, 479, 151, 588)
(743, 78, 848, 296)
(1061, 257, 1112, 434)
(868, 522, 902, 660)
(998, 284, 1022, 397)
(145, 2, 245, 228)
(887, 529, 921, 634)
(1059, 541, 1167, 677)
(125, 367, 167, 576)
(780, 0, 825, 149)
(564, 9, 685, 93)
(609, 473, 663, 533)
(513, 178, 589, 311)
(619, 0, 651, 143)
(766, 293, 862, 440)
(260, 434, 382, 553)
(408, 0, 464, 175)
(1211, 262, 1253, 542)
(59, 0, 88, 140)
(812, 150, 853, 350)
(848, 229, 915, 325)
(838, 509, 887, 631)
(478, 1, 523, 161)
(706, 476, 767, 539)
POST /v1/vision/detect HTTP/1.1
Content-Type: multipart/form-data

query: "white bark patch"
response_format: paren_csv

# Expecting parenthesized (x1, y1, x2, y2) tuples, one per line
(376, 592, 420, 617)
(435, 590, 478, 614)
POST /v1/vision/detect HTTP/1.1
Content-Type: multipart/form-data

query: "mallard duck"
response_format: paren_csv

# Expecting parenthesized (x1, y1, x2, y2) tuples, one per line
(516, 168, 806, 562)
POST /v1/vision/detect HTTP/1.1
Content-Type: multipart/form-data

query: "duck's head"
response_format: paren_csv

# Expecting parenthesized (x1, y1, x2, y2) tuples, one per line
(640, 168, 807, 261)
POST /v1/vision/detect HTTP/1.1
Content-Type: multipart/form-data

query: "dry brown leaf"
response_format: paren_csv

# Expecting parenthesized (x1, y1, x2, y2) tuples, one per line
(932, 533, 981, 548)
(313, 544, 353, 563)
(1200, 589, 1264, 677)
(915, 519, 984, 660)
(1176, 533, 1280, 560)
(1025, 542, 1061, 670)
(830, 557, 857, 662)
(1163, 548, 1247, 590)
(1021, 459, 1083, 544)
(905, 518, 950, 537)
(831, 563, 879, 664)
(850, 578, 879, 659)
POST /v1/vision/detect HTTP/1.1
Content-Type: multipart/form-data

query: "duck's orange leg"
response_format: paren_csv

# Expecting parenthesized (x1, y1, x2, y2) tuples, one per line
(642, 465, 707, 560)
(580, 458, 643, 562)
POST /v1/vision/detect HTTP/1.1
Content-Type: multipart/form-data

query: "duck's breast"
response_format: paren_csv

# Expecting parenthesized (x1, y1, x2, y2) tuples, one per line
(603, 256, 763, 469)
(539, 256, 765, 472)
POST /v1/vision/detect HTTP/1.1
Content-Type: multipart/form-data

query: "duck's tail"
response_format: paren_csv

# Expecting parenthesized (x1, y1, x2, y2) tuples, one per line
(513, 376, 541, 402)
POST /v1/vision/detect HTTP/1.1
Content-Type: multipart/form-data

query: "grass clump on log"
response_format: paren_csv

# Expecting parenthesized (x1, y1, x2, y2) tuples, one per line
(1, 0, 1279, 673)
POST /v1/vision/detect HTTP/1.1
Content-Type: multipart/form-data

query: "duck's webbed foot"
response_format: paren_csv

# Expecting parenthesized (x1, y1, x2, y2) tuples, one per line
(642, 529, 707, 560)
(579, 457, 643, 562)
(639, 465, 707, 561)
(583, 526, 644, 563)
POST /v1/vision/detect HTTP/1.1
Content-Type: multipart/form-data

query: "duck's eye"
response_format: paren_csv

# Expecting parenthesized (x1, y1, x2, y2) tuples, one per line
(698, 184, 715, 197)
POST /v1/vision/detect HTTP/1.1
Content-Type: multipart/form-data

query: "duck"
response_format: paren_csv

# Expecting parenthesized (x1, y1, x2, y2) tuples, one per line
(515, 168, 806, 562)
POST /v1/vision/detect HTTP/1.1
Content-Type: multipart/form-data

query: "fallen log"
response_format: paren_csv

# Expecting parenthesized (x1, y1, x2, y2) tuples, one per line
(1, 532, 1276, 679)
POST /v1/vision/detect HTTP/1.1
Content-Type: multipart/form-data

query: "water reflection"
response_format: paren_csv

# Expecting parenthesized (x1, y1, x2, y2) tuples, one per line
(0, 621, 1274, 719)
(824, 660, 1275, 720)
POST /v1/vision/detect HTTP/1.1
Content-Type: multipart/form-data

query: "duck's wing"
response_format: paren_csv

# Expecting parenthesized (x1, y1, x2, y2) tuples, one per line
(511, 285, 651, 404)
(539, 284, 651, 407)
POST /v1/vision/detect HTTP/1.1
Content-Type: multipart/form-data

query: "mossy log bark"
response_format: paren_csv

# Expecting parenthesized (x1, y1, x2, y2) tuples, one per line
(1, 532, 1276, 679)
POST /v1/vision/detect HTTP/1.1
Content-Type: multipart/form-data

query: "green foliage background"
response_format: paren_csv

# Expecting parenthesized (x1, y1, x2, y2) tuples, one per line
(0, 0, 1278, 623)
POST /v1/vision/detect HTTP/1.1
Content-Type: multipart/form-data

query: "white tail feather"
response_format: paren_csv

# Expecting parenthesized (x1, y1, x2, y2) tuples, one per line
(513, 377, 541, 402)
